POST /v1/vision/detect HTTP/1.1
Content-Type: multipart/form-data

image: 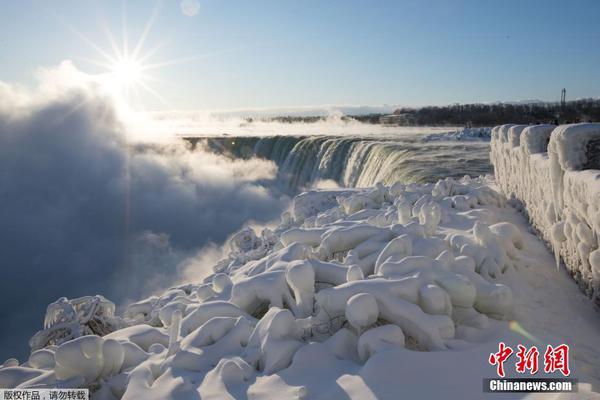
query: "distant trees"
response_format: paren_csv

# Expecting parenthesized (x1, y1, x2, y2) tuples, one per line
(242, 99, 600, 127)
(387, 99, 600, 127)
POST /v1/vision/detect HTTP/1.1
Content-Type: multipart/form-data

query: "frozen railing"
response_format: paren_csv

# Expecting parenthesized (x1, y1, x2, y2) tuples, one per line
(491, 123, 600, 302)
(29, 295, 125, 351)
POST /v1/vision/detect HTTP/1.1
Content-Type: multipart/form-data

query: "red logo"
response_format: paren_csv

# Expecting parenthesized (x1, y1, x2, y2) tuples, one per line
(543, 344, 570, 376)
(489, 342, 513, 377)
(489, 343, 570, 377)
(515, 345, 539, 374)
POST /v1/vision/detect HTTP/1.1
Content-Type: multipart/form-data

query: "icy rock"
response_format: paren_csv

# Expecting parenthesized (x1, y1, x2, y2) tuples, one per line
(357, 325, 405, 363)
(124, 296, 159, 323)
(345, 293, 379, 334)
(30, 295, 124, 352)
(181, 301, 255, 336)
(419, 284, 452, 315)
(158, 301, 188, 328)
(54, 335, 124, 384)
(229, 270, 294, 316)
(346, 265, 364, 282)
(195, 284, 218, 302)
(243, 307, 304, 374)
(228, 227, 261, 254)
(172, 316, 254, 372)
(419, 201, 442, 236)
(285, 261, 315, 318)
(449, 221, 528, 279)
(104, 324, 169, 352)
(2, 359, 19, 368)
(28, 349, 56, 370)
(212, 273, 233, 293)
(374, 235, 412, 274)
(319, 225, 393, 259)
(280, 227, 327, 247)
(293, 189, 353, 223)
(315, 278, 455, 350)
(397, 200, 413, 224)
(198, 357, 255, 400)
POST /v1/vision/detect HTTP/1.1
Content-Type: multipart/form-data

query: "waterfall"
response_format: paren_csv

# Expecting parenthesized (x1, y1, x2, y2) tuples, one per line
(196, 134, 491, 192)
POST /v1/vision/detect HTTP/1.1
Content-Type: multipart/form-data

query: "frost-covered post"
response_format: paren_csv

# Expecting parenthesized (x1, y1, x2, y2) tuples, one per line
(167, 309, 182, 357)
(286, 262, 315, 318)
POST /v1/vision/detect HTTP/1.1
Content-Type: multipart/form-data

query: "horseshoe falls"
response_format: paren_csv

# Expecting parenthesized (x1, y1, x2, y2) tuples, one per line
(197, 130, 492, 192)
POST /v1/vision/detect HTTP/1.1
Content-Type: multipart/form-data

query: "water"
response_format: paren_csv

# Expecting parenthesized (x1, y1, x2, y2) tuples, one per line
(191, 131, 492, 192)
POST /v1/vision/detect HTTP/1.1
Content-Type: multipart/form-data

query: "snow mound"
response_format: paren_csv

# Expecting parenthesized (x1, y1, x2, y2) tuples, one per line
(0, 175, 545, 398)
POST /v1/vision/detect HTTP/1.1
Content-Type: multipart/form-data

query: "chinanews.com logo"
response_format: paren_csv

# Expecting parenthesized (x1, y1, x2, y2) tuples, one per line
(483, 342, 578, 393)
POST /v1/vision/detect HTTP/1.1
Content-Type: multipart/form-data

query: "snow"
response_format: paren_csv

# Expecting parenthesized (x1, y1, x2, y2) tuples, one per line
(521, 124, 554, 155)
(491, 122, 600, 300)
(422, 127, 492, 142)
(551, 123, 600, 170)
(2, 173, 600, 398)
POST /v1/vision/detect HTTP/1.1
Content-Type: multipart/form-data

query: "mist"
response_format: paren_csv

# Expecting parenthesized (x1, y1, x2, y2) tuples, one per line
(0, 71, 286, 361)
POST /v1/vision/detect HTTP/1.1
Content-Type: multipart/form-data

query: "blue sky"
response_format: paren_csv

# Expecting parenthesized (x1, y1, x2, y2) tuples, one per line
(1, 0, 599, 111)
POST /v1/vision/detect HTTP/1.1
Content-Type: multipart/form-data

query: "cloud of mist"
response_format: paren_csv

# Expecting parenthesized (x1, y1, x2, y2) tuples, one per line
(0, 64, 286, 361)
(147, 108, 458, 138)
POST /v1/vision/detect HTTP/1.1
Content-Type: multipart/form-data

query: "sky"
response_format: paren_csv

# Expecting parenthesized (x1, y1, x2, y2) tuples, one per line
(1, 0, 600, 111)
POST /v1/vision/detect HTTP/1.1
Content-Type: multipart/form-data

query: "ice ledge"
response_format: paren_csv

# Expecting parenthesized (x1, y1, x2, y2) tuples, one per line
(491, 123, 600, 301)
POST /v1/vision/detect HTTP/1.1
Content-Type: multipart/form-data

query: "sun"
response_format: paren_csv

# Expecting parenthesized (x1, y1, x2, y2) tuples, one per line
(111, 57, 144, 89)
(71, 3, 206, 109)
(111, 59, 143, 86)
(70, 4, 176, 107)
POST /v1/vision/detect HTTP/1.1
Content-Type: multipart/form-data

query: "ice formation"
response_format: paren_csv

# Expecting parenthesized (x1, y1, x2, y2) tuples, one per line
(29, 296, 125, 352)
(491, 123, 600, 301)
(421, 127, 492, 142)
(0, 173, 551, 398)
(203, 133, 492, 191)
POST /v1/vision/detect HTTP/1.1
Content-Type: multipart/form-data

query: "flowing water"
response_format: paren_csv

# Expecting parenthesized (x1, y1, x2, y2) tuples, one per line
(190, 131, 492, 192)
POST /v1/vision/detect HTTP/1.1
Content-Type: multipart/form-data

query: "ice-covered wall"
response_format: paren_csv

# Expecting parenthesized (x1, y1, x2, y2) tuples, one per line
(491, 123, 600, 301)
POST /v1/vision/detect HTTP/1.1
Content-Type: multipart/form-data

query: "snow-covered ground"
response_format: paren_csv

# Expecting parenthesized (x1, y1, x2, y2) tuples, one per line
(422, 127, 492, 142)
(2, 173, 600, 399)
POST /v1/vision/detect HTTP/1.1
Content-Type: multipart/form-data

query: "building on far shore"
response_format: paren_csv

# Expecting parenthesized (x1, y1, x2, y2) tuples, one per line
(379, 113, 415, 126)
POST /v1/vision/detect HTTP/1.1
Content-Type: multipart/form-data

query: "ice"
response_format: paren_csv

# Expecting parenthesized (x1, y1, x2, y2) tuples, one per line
(521, 124, 554, 155)
(491, 122, 600, 298)
(53, 336, 124, 384)
(4, 172, 600, 397)
(422, 127, 492, 142)
(104, 325, 169, 352)
(29, 296, 125, 352)
(345, 293, 379, 334)
(551, 123, 600, 170)
(357, 325, 405, 363)
(243, 307, 304, 374)
(285, 262, 316, 318)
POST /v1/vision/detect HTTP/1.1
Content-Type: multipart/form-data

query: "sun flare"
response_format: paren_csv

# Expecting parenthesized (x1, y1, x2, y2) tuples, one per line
(111, 57, 144, 88)
(70, 4, 176, 107)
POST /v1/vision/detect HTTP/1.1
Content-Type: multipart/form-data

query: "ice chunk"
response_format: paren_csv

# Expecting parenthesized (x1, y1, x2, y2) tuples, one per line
(357, 325, 405, 363)
(30, 295, 124, 352)
(345, 293, 379, 334)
